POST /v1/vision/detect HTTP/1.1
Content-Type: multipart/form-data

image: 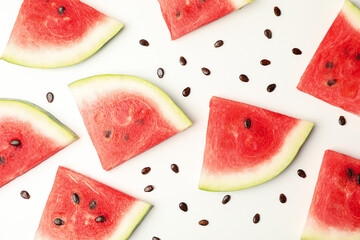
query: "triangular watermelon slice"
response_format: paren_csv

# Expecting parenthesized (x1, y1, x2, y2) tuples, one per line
(0, 99, 78, 188)
(68, 74, 192, 171)
(302, 150, 360, 240)
(1, 0, 123, 68)
(157, 0, 253, 40)
(297, 0, 360, 116)
(199, 96, 314, 191)
(34, 166, 152, 240)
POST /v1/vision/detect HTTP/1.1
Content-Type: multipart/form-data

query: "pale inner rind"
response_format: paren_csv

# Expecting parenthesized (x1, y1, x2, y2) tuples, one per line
(230, 0, 254, 9)
(342, 0, 360, 31)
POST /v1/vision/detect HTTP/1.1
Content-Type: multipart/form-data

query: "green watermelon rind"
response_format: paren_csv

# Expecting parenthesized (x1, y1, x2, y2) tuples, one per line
(342, 0, 360, 31)
(1, 18, 123, 69)
(0, 98, 78, 143)
(68, 74, 193, 132)
(198, 120, 314, 192)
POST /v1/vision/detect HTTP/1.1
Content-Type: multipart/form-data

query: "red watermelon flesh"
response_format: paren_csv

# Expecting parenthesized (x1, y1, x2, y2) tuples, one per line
(34, 166, 152, 240)
(157, 0, 253, 40)
(199, 96, 314, 191)
(0, 99, 78, 188)
(297, 0, 360, 116)
(302, 150, 360, 240)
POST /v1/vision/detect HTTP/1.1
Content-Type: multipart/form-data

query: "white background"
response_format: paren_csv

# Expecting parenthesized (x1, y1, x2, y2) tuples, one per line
(0, 0, 360, 239)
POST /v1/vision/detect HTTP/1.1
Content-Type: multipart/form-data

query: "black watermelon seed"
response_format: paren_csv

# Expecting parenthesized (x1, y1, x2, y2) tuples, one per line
(253, 213, 260, 224)
(244, 119, 251, 129)
(339, 116, 346, 126)
(326, 62, 334, 68)
(327, 79, 337, 86)
(54, 218, 65, 226)
(46, 92, 54, 103)
(297, 169, 307, 178)
(136, 119, 144, 125)
(347, 168, 354, 177)
(357, 174, 360, 185)
(139, 39, 149, 47)
(104, 130, 112, 138)
(153, 237, 160, 240)
(199, 219, 209, 226)
(58, 6, 66, 15)
(274, 6, 281, 16)
(356, 53, 360, 60)
(20, 190, 30, 199)
(222, 195, 231, 205)
(95, 216, 106, 223)
(292, 48, 302, 55)
(267, 84, 276, 92)
(89, 200, 97, 210)
(72, 193, 80, 204)
(144, 185, 154, 192)
(179, 202, 188, 212)
(141, 167, 151, 175)
(279, 193, 287, 203)
(123, 133, 129, 141)
(176, 10, 181, 18)
(214, 40, 224, 48)
(0, 156, 5, 165)
(201, 67, 211, 76)
(260, 59, 271, 66)
(10, 139, 21, 147)
(239, 74, 249, 82)
(157, 68, 164, 78)
(182, 87, 191, 97)
(264, 29, 272, 39)
(179, 56, 187, 66)
(171, 164, 179, 173)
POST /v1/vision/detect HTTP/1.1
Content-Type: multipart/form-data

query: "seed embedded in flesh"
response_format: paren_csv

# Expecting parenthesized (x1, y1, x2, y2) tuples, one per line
(144, 185, 154, 192)
(199, 219, 209, 226)
(179, 56, 187, 66)
(222, 195, 231, 205)
(292, 48, 302, 55)
(54, 218, 65, 226)
(179, 202, 188, 212)
(347, 168, 354, 177)
(260, 59, 271, 66)
(10, 139, 21, 147)
(264, 29, 272, 39)
(72, 193, 80, 204)
(274, 6, 281, 16)
(104, 130, 111, 138)
(297, 169, 307, 178)
(182, 87, 191, 97)
(157, 68, 164, 78)
(171, 164, 179, 173)
(141, 167, 151, 175)
(267, 84, 276, 92)
(279, 193, 287, 203)
(253, 213, 260, 224)
(339, 116, 346, 126)
(357, 174, 360, 185)
(327, 79, 337, 87)
(20, 190, 30, 199)
(95, 216, 106, 223)
(136, 119, 144, 125)
(89, 200, 97, 210)
(244, 119, 251, 129)
(201, 67, 211, 76)
(139, 39, 149, 47)
(0, 156, 5, 165)
(176, 10, 181, 18)
(58, 6, 66, 15)
(326, 62, 334, 68)
(239, 74, 249, 82)
(214, 40, 224, 48)
(123, 133, 129, 141)
(46, 92, 54, 103)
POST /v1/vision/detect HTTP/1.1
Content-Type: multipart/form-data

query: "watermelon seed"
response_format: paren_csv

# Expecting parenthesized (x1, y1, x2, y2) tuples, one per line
(89, 200, 97, 210)
(176, 10, 181, 18)
(46, 92, 54, 103)
(199, 219, 209, 226)
(297, 169, 307, 178)
(327, 79, 337, 87)
(179, 56, 187, 66)
(141, 167, 151, 175)
(356, 54, 360, 60)
(222, 195, 231, 204)
(152, 237, 160, 240)
(239, 74, 249, 82)
(72, 193, 80, 204)
(244, 119, 251, 129)
(95, 216, 106, 223)
(104, 130, 112, 138)
(274, 6, 281, 16)
(157, 68, 164, 78)
(20, 190, 30, 199)
(53, 218, 65, 226)
(201, 67, 211, 76)
(264, 29, 272, 39)
(253, 213, 260, 224)
(144, 185, 154, 192)
(326, 62, 334, 68)
(279, 193, 287, 203)
(136, 119, 144, 125)
(338, 116, 346, 126)
(214, 40, 224, 48)
(179, 202, 188, 212)
(0, 156, 5, 165)
(260, 59, 271, 66)
(10, 139, 21, 147)
(357, 174, 360, 185)
(292, 48, 302, 55)
(182, 87, 191, 97)
(58, 6, 66, 15)
(139, 39, 149, 47)
(171, 164, 179, 173)
(267, 84, 276, 92)
(123, 133, 129, 141)
(347, 168, 354, 177)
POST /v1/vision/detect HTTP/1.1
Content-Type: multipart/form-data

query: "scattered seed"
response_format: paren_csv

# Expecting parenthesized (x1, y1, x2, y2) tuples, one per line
(327, 79, 337, 86)
(339, 116, 346, 126)
(179, 56, 187, 66)
(253, 213, 260, 224)
(176, 10, 181, 18)
(139, 39, 149, 47)
(95, 216, 106, 223)
(244, 119, 252, 129)
(0, 156, 5, 165)
(53, 218, 65, 226)
(157, 68, 164, 78)
(58, 6, 66, 15)
(214, 40, 224, 48)
(136, 119, 144, 125)
(356, 53, 360, 60)
(199, 219, 209, 226)
(144, 185, 154, 192)
(153, 237, 160, 240)
(222, 195, 231, 205)
(182, 87, 191, 97)
(260, 59, 271, 66)
(10, 139, 21, 147)
(267, 84, 276, 92)
(201, 67, 211, 76)
(72, 193, 80, 204)
(279, 193, 287, 203)
(89, 200, 97, 210)
(292, 48, 302, 55)
(171, 164, 179, 173)
(20, 190, 30, 199)
(297, 169, 307, 178)
(179, 202, 188, 212)
(357, 174, 360, 185)
(326, 62, 334, 68)
(141, 167, 151, 175)
(264, 29, 272, 39)
(123, 133, 129, 141)
(46, 92, 54, 103)
(239, 74, 249, 82)
(347, 168, 354, 177)
(274, 6, 281, 16)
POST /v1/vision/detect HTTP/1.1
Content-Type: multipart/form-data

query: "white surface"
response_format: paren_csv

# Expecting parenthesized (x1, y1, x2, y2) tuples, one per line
(0, 0, 360, 239)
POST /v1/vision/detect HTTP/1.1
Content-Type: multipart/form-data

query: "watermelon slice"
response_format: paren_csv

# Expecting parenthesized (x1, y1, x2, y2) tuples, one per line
(1, 0, 123, 68)
(157, 0, 253, 40)
(297, 0, 360, 116)
(199, 96, 314, 191)
(0, 99, 78, 188)
(68, 74, 192, 171)
(302, 150, 360, 240)
(34, 166, 152, 240)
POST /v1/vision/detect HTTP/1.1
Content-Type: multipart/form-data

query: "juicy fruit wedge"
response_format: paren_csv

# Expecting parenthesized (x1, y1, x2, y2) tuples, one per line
(0, 99, 78, 188)
(1, 0, 123, 68)
(34, 166, 152, 240)
(157, 0, 253, 40)
(302, 150, 360, 240)
(297, 0, 360, 116)
(199, 97, 314, 191)
(69, 74, 192, 171)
